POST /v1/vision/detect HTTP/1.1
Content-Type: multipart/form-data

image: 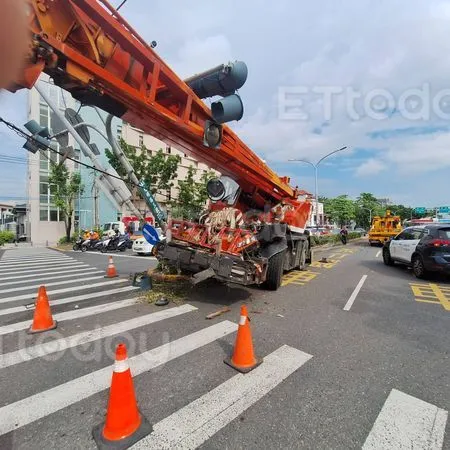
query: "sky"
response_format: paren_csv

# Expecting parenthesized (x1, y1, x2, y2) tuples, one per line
(1, 0, 450, 207)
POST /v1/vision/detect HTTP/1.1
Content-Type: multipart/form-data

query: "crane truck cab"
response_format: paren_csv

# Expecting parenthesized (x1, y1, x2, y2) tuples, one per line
(368, 210, 402, 246)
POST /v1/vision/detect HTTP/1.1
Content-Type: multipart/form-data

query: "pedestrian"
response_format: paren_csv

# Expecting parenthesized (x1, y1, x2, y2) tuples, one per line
(340, 225, 348, 245)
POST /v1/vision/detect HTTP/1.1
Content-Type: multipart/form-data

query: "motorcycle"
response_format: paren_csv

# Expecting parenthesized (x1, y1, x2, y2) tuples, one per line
(340, 233, 347, 245)
(99, 233, 131, 253)
(72, 234, 84, 251)
(81, 237, 100, 252)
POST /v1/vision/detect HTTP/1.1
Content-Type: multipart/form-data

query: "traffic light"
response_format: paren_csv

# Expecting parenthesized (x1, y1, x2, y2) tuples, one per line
(185, 61, 248, 148)
(22, 120, 51, 153)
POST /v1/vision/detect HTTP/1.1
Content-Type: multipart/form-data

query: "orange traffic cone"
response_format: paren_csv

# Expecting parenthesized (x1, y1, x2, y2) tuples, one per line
(104, 255, 118, 278)
(224, 304, 263, 373)
(92, 343, 152, 449)
(28, 285, 57, 334)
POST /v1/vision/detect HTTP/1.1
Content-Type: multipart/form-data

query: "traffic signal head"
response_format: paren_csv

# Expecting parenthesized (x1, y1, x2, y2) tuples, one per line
(211, 93, 244, 124)
(203, 120, 223, 149)
(22, 120, 51, 152)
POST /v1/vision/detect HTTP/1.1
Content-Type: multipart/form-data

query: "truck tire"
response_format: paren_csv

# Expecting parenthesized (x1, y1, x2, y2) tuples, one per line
(263, 250, 285, 291)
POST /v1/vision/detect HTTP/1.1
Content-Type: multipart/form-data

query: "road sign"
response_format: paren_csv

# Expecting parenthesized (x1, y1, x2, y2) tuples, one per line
(414, 207, 426, 214)
(142, 223, 160, 245)
(438, 206, 450, 214)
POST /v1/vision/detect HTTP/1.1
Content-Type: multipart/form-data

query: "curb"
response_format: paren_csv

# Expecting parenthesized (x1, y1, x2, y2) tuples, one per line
(48, 246, 70, 253)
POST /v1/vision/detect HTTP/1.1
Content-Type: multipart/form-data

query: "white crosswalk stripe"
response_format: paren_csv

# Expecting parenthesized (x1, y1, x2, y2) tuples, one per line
(0, 285, 138, 317)
(0, 278, 126, 304)
(131, 345, 313, 450)
(0, 304, 198, 369)
(0, 274, 106, 294)
(0, 261, 88, 274)
(0, 268, 101, 286)
(363, 389, 448, 449)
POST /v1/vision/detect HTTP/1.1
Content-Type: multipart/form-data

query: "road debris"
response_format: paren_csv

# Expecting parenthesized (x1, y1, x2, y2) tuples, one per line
(205, 306, 231, 319)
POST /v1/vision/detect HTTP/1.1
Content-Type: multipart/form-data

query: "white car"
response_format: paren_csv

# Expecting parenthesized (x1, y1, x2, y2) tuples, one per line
(132, 228, 163, 256)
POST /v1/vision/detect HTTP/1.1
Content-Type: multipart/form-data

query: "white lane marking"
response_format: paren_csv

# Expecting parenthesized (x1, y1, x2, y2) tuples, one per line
(0, 278, 126, 305)
(0, 263, 88, 277)
(362, 389, 448, 449)
(0, 275, 105, 294)
(343, 275, 368, 311)
(0, 304, 198, 369)
(0, 268, 100, 286)
(131, 345, 313, 450)
(70, 250, 157, 260)
(0, 254, 72, 262)
(0, 261, 85, 275)
(0, 285, 138, 317)
(0, 321, 237, 435)
(0, 258, 72, 269)
(375, 250, 381, 258)
(0, 296, 141, 336)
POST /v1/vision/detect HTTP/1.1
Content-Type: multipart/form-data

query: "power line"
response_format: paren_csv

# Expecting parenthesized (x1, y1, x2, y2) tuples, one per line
(0, 116, 171, 200)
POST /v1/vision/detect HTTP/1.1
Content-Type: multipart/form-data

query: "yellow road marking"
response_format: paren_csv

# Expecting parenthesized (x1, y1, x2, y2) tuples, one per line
(409, 283, 450, 311)
(281, 270, 319, 287)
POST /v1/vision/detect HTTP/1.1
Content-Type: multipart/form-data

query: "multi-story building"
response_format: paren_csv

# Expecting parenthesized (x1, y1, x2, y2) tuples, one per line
(27, 74, 78, 245)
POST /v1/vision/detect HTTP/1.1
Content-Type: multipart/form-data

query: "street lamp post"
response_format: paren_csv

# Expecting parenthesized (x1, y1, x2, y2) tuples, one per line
(360, 207, 373, 227)
(289, 146, 347, 227)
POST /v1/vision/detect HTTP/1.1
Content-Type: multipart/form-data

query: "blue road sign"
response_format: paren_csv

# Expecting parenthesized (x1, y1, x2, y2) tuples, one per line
(142, 223, 160, 245)
(438, 206, 450, 214)
(414, 207, 426, 214)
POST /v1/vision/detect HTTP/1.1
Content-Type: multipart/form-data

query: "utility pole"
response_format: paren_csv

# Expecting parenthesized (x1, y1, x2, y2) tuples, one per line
(289, 146, 347, 227)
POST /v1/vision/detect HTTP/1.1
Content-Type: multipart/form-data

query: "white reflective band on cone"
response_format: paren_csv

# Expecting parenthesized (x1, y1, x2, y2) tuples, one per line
(239, 316, 246, 326)
(114, 359, 129, 373)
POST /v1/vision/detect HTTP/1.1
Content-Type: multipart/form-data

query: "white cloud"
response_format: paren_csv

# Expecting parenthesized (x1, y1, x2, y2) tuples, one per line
(355, 159, 386, 177)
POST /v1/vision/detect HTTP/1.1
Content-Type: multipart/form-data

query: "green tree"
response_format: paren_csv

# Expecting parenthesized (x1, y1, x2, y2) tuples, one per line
(48, 163, 84, 242)
(355, 193, 383, 227)
(170, 166, 216, 220)
(105, 138, 181, 196)
(326, 195, 356, 226)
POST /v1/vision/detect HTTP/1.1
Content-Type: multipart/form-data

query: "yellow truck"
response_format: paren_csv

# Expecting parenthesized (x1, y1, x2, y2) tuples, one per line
(368, 210, 402, 246)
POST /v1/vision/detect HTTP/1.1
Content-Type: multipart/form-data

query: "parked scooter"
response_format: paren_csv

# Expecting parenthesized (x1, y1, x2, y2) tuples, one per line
(72, 234, 84, 251)
(99, 233, 131, 253)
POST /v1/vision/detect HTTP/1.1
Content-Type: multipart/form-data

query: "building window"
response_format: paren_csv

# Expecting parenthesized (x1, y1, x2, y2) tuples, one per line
(73, 148, 81, 170)
(138, 134, 143, 147)
(166, 145, 171, 154)
(50, 209, 59, 221)
(116, 124, 122, 141)
(40, 207, 48, 221)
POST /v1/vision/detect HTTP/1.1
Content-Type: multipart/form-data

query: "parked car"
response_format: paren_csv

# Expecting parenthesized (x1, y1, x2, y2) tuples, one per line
(382, 224, 450, 278)
(132, 227, 163, 256)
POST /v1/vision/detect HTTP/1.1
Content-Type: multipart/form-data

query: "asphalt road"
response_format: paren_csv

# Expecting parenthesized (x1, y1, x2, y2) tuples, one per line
(0, 241, 448, 449)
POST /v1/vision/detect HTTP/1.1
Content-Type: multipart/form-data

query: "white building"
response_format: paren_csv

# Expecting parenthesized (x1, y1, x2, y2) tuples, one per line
(27, 75, 79, 245)
(306, 199, 325, 227)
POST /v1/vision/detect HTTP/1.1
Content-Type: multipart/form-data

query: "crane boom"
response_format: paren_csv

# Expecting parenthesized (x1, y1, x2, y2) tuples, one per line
(9, 0, 314, 290)
(10, 0, 296, 208)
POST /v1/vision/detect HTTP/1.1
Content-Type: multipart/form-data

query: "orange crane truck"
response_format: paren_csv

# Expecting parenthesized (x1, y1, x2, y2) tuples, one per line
(7, 0, 313, 290)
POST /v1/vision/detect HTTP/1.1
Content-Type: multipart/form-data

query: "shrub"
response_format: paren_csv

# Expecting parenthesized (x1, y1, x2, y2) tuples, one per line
(0, 231, 15, 246)
(310, 231, 364, 247)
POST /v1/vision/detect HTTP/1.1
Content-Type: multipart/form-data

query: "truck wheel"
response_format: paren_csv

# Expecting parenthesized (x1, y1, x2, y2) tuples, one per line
(263, 250, 285, 291)
(298, 240, 309, 270)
